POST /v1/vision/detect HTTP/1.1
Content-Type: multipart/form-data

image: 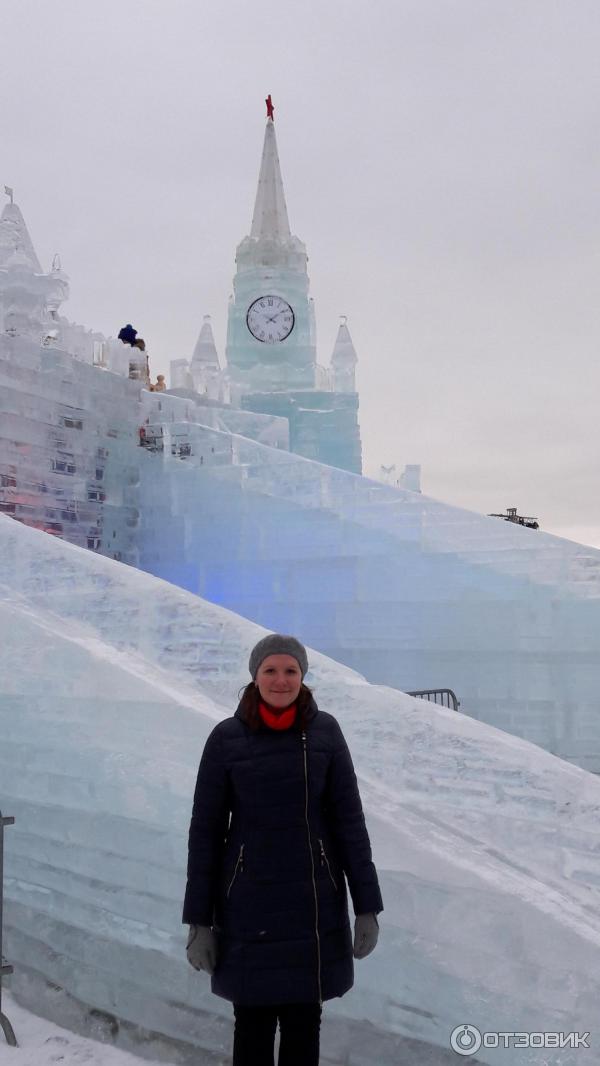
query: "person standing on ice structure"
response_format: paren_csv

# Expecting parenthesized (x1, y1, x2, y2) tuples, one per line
(183, 633, 383, 1066)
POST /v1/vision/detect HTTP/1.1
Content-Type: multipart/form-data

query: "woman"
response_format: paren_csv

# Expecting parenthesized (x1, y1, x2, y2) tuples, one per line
(183, 633, 383, 1066)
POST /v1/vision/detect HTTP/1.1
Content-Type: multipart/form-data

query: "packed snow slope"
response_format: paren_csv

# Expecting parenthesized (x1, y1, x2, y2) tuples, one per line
(1, 514, 600, 1066)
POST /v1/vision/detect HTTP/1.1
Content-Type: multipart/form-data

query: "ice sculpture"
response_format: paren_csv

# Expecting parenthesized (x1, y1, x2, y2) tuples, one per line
(1, 514, 600, 1065)
(132, 421, 600, 775)
(3, 168, 600, 781)
(4, 307, 600, 775)
(224, 111, 363, 472)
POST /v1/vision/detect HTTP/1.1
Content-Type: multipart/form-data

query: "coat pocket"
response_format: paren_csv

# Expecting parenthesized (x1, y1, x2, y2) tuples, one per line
(318, 837, 338, 892)
(226, 843, 245, 898)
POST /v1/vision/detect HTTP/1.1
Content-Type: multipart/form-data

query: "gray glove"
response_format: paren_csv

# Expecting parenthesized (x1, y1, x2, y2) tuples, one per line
(186, 924, 218, 974)
(353, 913, 379, 959)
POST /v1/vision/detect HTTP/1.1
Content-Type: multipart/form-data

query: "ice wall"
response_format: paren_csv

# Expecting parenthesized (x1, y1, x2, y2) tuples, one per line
(136, 422, 600, 775)
(0, 333, 287, 564)
(2, 515, 600, 1065)
(4, 326, 600, 776)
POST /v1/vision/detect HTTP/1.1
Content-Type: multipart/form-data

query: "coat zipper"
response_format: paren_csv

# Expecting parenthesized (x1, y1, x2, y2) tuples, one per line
(227, 843, 244, 898)
(318, 838, 338, 892)
(302, 729, 323, 1008)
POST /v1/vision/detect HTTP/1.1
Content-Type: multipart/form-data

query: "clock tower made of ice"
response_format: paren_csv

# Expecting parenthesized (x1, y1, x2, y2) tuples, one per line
(225, 96, 362, 474)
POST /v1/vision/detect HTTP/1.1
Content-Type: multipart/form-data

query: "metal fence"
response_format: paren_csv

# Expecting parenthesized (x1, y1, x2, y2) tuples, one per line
(0, 811, 17, 1047)
(407, 689, 460, 711)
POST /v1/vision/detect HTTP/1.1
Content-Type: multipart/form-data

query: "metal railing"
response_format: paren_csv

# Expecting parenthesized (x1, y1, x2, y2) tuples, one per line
(0, 811, 17, 1046)
(408, 689, 461, 711)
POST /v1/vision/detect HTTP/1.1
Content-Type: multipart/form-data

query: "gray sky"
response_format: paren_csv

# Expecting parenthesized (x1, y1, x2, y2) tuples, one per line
(2, 0, 600, 546)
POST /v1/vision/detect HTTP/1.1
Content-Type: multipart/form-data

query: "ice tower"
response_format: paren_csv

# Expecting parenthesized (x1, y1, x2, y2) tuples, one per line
(190, 315, 225, 402)
(225, 97, 362, 473)
(331, 316, 358, 393)
(0, 196, 68, 342)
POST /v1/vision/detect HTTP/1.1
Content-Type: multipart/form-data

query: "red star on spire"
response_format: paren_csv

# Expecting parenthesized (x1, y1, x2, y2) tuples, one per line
(265, 94, 275, 120)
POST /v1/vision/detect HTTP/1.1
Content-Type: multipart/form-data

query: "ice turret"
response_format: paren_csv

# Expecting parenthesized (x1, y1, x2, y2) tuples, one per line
(0, 198, 42, 272)
(190, 315, 224, 399)
(0, 195, 69, 341)
(330, 316, 358, 393)
(46, 253, 70, 320)
(191, 315, 220, 369)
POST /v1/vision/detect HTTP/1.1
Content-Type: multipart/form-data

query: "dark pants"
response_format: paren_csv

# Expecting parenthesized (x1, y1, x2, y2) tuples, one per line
(233, 1001, 322, 1066)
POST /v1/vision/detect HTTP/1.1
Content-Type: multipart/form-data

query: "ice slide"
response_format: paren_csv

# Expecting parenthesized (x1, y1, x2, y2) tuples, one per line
(1, 514, 600, 1064)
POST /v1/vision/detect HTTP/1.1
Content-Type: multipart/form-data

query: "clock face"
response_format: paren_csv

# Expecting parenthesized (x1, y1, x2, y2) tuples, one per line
(246, 295, 295, 343)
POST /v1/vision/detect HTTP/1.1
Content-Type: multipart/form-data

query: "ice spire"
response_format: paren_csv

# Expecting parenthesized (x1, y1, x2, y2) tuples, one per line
(331, 316, 358, 393)
(0, 193, 43, 272)
(250, 97, 292, 242)
(191, 315, 220, 368)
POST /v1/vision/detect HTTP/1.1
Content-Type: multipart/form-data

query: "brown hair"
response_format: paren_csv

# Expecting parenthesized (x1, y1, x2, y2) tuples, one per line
(236, 680, 315, 732)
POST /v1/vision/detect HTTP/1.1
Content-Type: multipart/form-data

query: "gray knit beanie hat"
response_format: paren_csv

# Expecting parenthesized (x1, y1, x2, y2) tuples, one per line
(249, 633, 309, 680)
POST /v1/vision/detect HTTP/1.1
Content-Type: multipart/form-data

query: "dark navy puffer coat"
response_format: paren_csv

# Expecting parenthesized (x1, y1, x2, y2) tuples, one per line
(182, 694, 383, 1006)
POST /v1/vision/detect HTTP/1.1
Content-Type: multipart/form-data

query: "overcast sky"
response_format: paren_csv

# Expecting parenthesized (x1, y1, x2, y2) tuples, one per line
(2, 0, 600, 546)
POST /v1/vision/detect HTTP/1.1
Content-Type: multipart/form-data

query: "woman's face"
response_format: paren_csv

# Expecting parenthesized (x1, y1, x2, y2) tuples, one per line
(255, 654, 302, 708)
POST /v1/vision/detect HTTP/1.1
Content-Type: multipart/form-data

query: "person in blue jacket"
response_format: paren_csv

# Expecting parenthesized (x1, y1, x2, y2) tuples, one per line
(183, 633, 383, 1066)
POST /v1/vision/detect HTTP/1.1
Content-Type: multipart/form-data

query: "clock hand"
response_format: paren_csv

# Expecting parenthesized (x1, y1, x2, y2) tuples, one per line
(260, 308, 289, 324)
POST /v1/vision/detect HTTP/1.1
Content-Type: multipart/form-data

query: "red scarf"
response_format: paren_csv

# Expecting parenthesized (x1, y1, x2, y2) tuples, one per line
(258, 699, 297, 730)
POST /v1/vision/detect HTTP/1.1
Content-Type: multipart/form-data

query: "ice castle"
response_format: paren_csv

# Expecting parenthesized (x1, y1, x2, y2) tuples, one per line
(2, 104, 600, 777)
(4, 104, 600, 1066)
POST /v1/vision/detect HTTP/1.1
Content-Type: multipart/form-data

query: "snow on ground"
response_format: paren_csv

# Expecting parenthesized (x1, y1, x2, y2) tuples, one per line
(0, 992, 173, 1066)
